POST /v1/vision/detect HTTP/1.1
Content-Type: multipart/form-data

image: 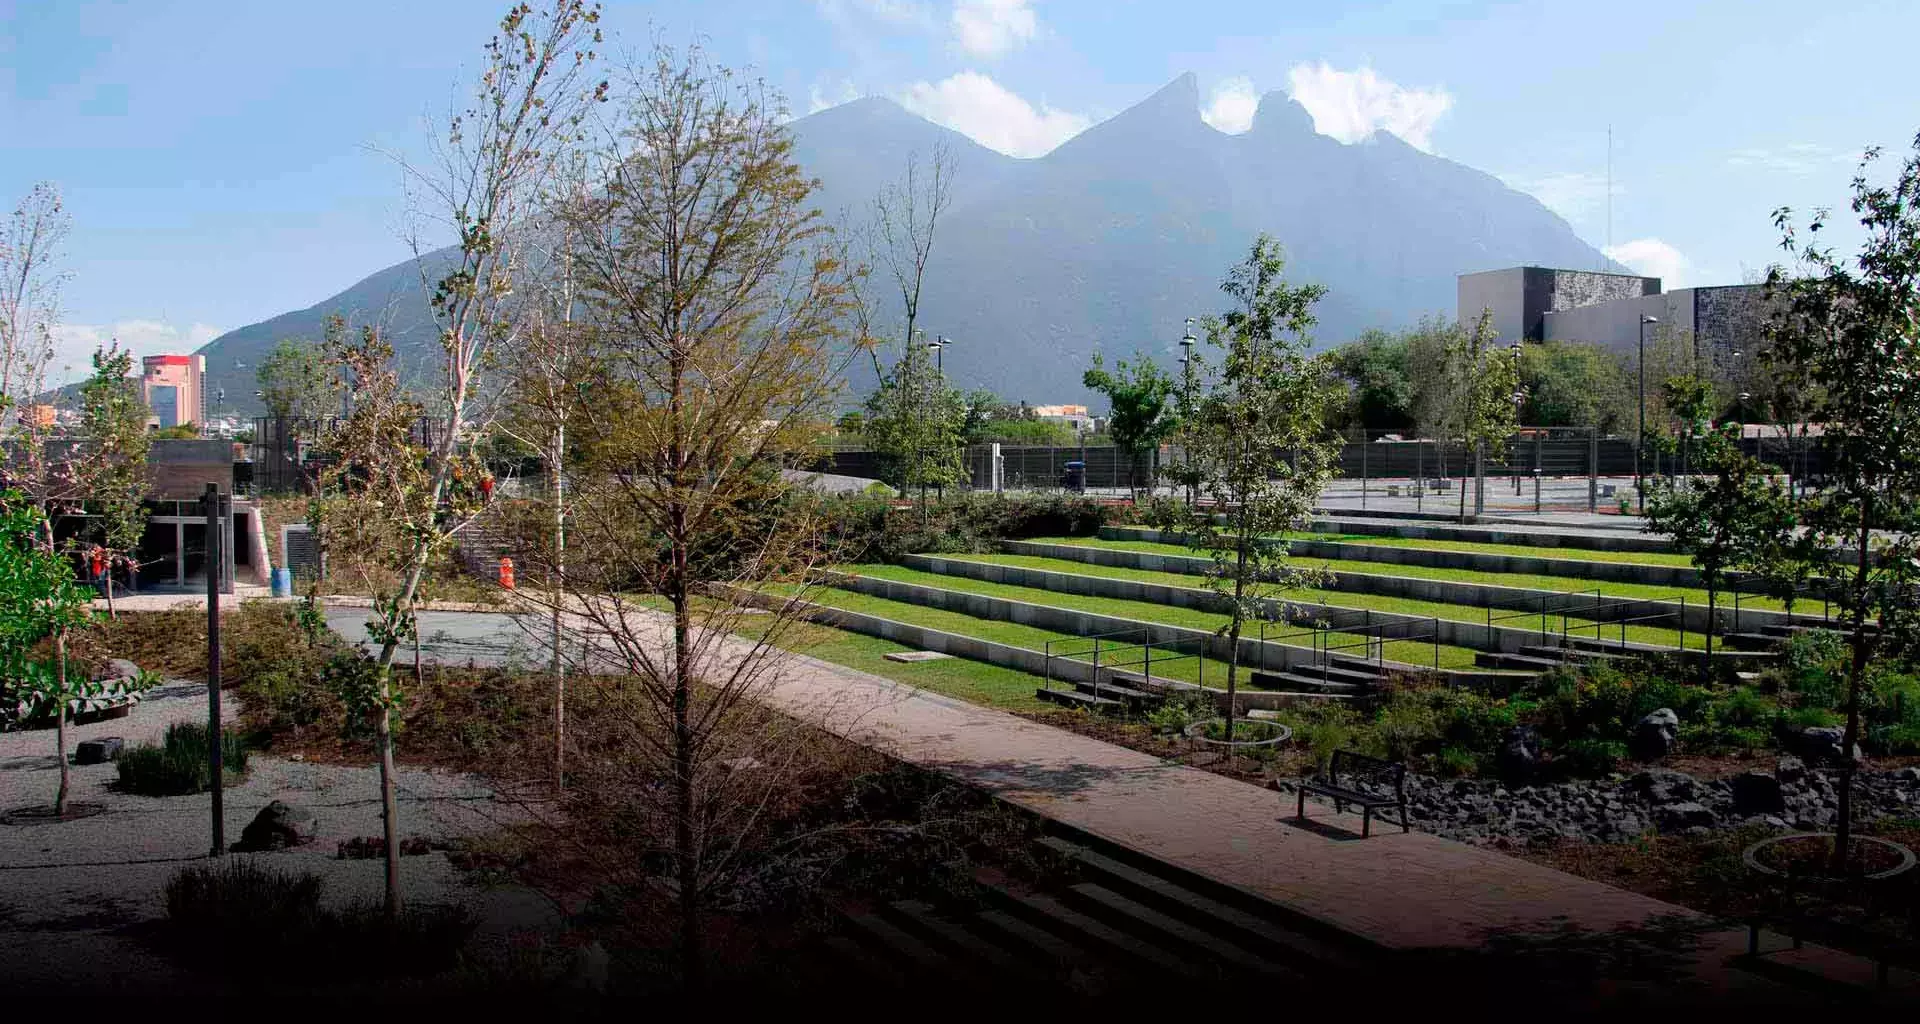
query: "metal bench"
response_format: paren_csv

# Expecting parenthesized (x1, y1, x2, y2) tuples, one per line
(1294, 750, 1409, 838)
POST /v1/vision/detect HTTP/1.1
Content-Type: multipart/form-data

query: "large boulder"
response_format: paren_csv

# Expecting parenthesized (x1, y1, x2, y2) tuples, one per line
(1786, 726, 1862, 763)
(1495, 726, 1542, 780)
(1731, 771, 1787, 815)
(1654, 801, 1718, 832)
(1629, 708, 1680, 761)
(230, 800, 317, 852)
(1631, 768, 1698, 806)
(1775, 756, 1807, 785)
(92, 658, 140, 683)
(73, 737, 124, 765)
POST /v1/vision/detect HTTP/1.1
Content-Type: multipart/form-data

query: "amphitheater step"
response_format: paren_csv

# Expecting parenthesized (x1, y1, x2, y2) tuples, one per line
(880, 899, 1046, 980)
(1060, 882, 1299, 981)
(979, 879, 1203, 979)
(840, 911, 966, 978)
(1475, 651, 1570, 672)
(1036, 687, 1124, 711)
(1251, 671, 1370, 695)
(1071, 679, 1163, 705)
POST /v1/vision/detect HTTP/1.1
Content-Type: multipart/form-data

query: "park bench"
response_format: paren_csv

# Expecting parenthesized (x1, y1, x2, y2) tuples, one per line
(1744, 885, 1920, 991)
(1293, 749, 1409, 838)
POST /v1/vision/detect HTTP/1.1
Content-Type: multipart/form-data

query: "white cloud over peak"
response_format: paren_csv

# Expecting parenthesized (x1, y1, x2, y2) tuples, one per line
(1604, 238, 1688, 287)
(896, 71, 1088, 158)
(1201, 77, 1259, 135)
(808, 79, 864, 114)
(815, 0, 936, 31)
(46, 320, 222, 387)
(1499, 171, 1618, 224)
(1726, 143, 1856, 176)
(952, 0, 1037, 59)
(1285, 62, 1452, 152)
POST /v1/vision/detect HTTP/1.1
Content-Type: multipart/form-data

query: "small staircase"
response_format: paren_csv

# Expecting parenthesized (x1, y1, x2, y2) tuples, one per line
(814, 833, 1368, 1000)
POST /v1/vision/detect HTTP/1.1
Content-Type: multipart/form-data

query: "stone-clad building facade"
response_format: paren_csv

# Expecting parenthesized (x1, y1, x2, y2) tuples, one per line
(1457, 266, 1769, 366)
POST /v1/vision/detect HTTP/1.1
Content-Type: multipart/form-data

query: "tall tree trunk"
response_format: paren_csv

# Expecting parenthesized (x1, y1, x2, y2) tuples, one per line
(1834, 513, 1871, 873)
(671, 512, 703, 989)
(375, 669, 401, 918)
(552, 426, 567, 796)
(1226, 475, 1252, 743)
(54, 630, 69, 816)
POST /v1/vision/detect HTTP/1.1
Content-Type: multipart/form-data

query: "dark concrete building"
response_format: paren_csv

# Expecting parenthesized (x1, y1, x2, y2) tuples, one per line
(1458, 266, 1769, 364)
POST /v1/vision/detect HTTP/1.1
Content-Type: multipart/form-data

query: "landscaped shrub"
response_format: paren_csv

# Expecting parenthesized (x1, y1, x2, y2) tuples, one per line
(1556, 738, 1626, 776)
(227, 600, 350, 736)
(820, 492, 1116, 563)
(116, 721, 248, 795)
(163, 858, 475, 979)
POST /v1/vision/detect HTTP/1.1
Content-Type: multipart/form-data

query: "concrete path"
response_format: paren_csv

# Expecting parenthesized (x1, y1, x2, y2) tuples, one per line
(325, 605, 1872, 1005)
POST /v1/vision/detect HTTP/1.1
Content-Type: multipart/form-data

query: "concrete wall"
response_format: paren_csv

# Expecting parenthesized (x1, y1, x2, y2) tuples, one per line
(147, 439, 235, 500)
(1459, 267, 1658, 344)
(1457, 268, 1532, 343)
(1544, 291, 1691, 358)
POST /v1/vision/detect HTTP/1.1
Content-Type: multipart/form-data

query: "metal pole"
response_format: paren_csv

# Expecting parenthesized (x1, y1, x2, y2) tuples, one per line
(1416, 439, 1424, 512)
(203, 482, 224, 857)
(1359, 428, 1367, 510)
(1534, 431, 1543, 513)
(1588, 428, 1598, 513)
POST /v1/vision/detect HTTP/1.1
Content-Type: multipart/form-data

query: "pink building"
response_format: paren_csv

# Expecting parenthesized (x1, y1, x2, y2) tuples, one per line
(142, 354, 205, 429)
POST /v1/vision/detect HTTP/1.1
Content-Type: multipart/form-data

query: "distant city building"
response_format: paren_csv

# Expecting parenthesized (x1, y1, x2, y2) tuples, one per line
(1030, 404, 1097, 432)
(21, 404, 56, 429)
(142, 353, 206, 429)
(1457, 266, 1769, 366)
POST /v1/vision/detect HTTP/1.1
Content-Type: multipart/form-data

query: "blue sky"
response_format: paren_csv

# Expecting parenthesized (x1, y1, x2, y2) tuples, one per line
(5, 0, 1915, 384)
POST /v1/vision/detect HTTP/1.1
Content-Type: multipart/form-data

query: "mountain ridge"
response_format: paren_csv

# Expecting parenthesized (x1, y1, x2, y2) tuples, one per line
(193, 73, 1621, 415)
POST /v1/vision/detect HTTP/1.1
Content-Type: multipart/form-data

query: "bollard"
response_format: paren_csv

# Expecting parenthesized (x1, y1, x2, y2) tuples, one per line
(498, 556, 516, 590)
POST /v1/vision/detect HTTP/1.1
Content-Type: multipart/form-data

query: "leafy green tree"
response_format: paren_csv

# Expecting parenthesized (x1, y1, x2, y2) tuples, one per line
(1764, 132, 1920, 870)
(0, 492, 98, 815)
(1437, 312, 1520, 522)
(74, 345, 151, 617)
(1327, 329, 1415, 430)
(863, 342, 966, 507)
(1641, 424, 1795, 662)
(255, 337, 337, 422)
(1083, 350, 1176, 496)
(1155, 235, 1341, 740)
(1516, 340, 1635, 432)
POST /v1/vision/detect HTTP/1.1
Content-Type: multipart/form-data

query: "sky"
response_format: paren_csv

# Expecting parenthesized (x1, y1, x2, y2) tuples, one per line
(5, 0, 1916, 385)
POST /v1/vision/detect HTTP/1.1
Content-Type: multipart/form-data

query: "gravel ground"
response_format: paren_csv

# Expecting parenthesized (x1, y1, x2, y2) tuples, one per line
(0, 678, 564, 998)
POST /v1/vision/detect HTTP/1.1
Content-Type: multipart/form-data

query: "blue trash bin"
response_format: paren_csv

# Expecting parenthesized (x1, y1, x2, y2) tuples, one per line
(270, 568, 294, 598)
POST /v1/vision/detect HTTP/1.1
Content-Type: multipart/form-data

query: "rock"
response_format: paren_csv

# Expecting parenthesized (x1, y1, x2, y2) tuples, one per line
(1731, 771, 1787, 815)
(230, 800, 316, 852)
(1894, 767, 1920, 784)
(1495, 726, 1542, 780)
(1775, 756, 1806, 784)
(92, 658, 140, 683)
(1762, 816, 1788, 829)
(1787, 726, 1862, 763)
(73, 736, 124, 765)
(1629, 708, 1680, 761)
(1655, 801, 1717, 832)
(1632, 769, 1698, 805)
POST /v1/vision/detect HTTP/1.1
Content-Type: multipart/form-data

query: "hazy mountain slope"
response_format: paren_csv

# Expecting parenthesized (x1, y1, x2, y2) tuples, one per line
(196, 74, 1619, 414)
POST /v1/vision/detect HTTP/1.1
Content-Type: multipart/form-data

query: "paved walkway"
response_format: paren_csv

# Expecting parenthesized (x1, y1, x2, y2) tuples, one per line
(324, 606, 1866, 1004)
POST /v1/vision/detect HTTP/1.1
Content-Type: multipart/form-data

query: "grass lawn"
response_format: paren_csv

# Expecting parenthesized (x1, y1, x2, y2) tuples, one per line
(772, 583, 1304, 687)
(1027, 536, 1788, 614)
(831, 564, 1485, 669)
(899, 553, 1708, 652)
(1290, 530, 1700, 568)
(771, 621, 1060, 714)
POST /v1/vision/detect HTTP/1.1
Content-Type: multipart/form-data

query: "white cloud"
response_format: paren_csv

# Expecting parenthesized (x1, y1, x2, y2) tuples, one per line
(808, 79, 864, 114)
(1726, 143, 1856, 176)
(1604, 238, 1688, 286)
(951, 0, 1037, 59)
(1498, 171, 1618, 223)
(45, 320, 222, 388)
(896, 71, 1089, 158)
(1284, 62, 1452, 152)
(1201, 77, 1259, 135)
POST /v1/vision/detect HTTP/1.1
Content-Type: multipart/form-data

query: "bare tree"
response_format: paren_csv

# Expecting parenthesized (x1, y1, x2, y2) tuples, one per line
(543, 42, 861, 986)
(868, 146, 952, 380)
(359, 0, 604, 915)
(0, 183, 68, 424)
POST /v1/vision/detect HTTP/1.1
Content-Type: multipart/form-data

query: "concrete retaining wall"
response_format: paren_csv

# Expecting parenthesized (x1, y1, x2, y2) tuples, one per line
(915, 553, 1597, 656)
(1306, 516, 1674, 554)
(1029, 537, 1804, 637)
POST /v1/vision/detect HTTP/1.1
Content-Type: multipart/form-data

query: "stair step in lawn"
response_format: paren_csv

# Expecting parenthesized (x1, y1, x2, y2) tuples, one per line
(1251, 671, 1371, 695)
(1725, 632, 1785, 652)
(1518, 644, 1633, 663)
(968, 908, 1109, 977)
(1059, 882, 1299, 981)
(1071, 679, 1162, 704)
(820, 933, 912, 989)
(1036, 688, 1125, 711)
(982, 885, 1205, 979)
(880, 900, 1045, 980)
(1476, 652, 1570, 672)
(1036, 837, 1358, 973)
(1247, 662, 1382, 686)
(841, 912, 968, 978)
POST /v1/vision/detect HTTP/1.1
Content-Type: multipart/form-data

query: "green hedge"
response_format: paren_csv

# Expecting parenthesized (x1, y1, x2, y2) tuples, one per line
(822, 492, 1116, 564)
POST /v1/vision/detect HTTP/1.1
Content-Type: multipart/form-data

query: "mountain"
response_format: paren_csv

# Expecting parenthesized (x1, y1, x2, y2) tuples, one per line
(196, 73, 1620, 414)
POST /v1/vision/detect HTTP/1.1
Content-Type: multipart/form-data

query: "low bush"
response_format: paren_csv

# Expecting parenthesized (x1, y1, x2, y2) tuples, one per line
(820, 492, 1115, 563)
(164, 858, 475, 979)
(116, 721, 248, 795)
(227, 599, 351, 736)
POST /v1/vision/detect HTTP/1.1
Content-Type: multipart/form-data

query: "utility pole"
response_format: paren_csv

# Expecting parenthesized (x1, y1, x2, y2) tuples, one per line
(203, 482, 224, 856)
(1637, 315, 1658, 512)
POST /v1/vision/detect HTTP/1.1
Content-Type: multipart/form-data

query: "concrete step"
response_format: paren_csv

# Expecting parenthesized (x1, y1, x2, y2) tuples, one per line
(840, 912, 964, 978)
(1475, 651, 1570, 672)
(1252, 663, 1381, 686)
(1518, 644, 1633, 664)
(979, 879, 1201, 979)
(819, 934, 911, 989)
(1071, 679, 1163, 705)
(1252, 671, 1370, 695)
(1560, 634, 1677, 656)
(1036, 687, 1123, 711)
(1061, 882, 1299, 981)
(880, 900, 1045, 980)
(1037, 836, 1355, 973)
(969, 908, 1108, 979)
(1725, 632, 1785, 652)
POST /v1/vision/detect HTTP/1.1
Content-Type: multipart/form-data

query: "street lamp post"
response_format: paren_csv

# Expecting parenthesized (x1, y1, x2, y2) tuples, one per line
(1178, 319, 1197, 505)
(1636, 315, 1659, 512)
(1512, 386, 1528, 495)
(926, 335, 950, 374)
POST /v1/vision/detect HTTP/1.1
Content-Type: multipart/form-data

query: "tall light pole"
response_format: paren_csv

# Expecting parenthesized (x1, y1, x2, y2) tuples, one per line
(1178, 319, 1197, 505)
(1637, 315, 1658, 512)
(926, 335, 950, 374)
